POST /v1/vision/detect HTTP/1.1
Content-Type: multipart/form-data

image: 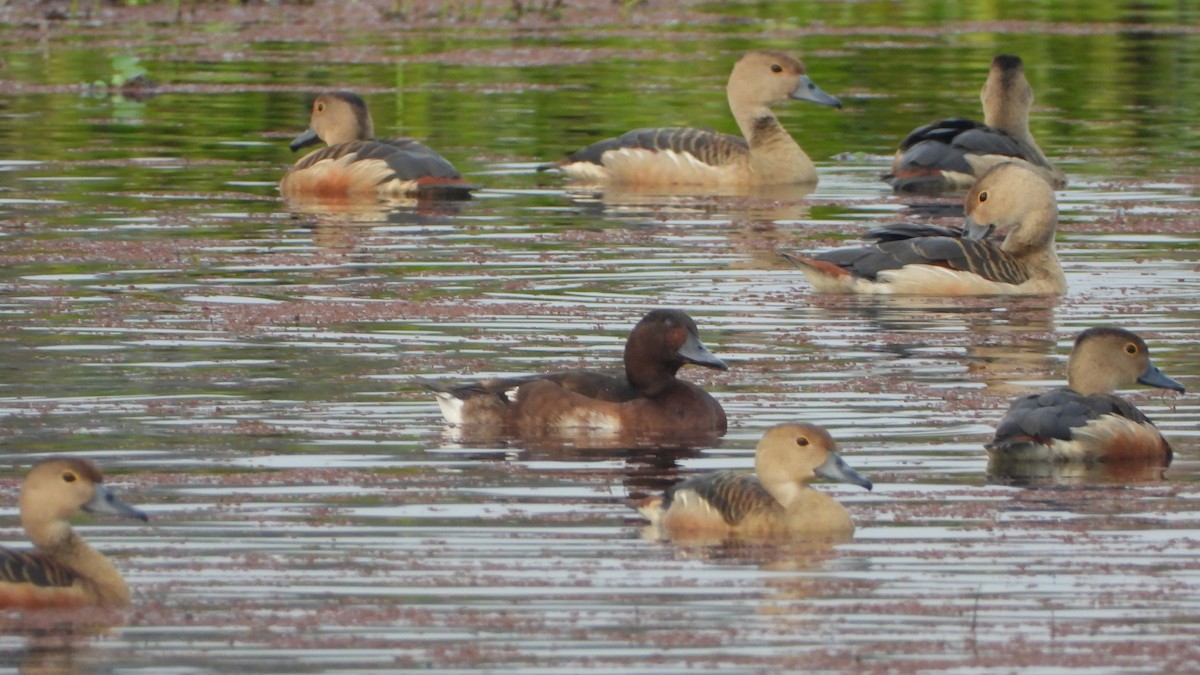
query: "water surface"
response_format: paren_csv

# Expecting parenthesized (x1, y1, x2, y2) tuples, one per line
(1, 3, 1199, 672)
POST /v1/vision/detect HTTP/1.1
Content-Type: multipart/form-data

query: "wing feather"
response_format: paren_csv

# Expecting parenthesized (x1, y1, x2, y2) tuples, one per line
(565, 127, 749, 167)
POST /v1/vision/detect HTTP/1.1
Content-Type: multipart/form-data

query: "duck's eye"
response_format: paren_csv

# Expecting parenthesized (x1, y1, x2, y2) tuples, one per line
(62, 472, 77, 483)
(796, 436, 810, 447)
(1125, 342, 1138, 355)
(315, 102, 325, 113)
(771, 64, 783, 73)
(978, 191, 989, 203)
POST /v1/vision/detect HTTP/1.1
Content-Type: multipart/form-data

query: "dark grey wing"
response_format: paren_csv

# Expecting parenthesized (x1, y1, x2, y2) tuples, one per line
(564, 127, 750, 167)
(662, 471, 779, 526)
(375, 138, 464, 182)
(992, 389, 1155, 445)
(898, 117, 984, 151)
(815, 236, 1030, 284)
(0, 548, 80, 589)
(890, 118, 1034, 193)
(293, 139, 464, 182)
(864, 222, 970, 242)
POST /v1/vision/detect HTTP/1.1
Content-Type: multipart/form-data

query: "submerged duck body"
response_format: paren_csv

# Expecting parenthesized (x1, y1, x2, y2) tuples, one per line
(638, 423, 873, 539)
(0, 458, 148, 608)
(888, 55, 1066, 194)
(987, 327, 1185, 466)
(785, 163, 1065, 295)
(417, 309, 728, 444)
(280, 92, 473, 200)
(544, 50, 841, 188)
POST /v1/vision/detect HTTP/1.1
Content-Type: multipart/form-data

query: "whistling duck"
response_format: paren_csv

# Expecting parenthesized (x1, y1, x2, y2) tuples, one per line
(280, 91, 473, 200)
(637, 423, 873, 539)
(784, 163, 1065, 295)
(887, 55, 1066, 193)
(542, 50, 842, 187)
(0, 458, 147, 608)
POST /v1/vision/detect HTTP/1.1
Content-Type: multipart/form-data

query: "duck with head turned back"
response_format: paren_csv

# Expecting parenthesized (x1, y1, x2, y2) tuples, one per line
(0, 458, 148, 609)
(783, 162, 1065, 295)
(987, 327, 1185, 468)
(637, 423, 873, 540)
(887, 55, 1066, 194)
(541, 50, 842, 188)
(415, 309, 728, 445)
(280, 92, 474, 201)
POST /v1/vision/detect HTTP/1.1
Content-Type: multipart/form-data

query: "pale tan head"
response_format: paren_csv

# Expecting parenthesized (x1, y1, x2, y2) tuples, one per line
(981, 54, 1033, 134)
(290, 92, 375, 151)
(1066, 327, 1186, 397)
(19, 458, 148, 547)
(963, 163, 1058, 251)
(755, 423, 872, 500)
(727, 50, 842, 113)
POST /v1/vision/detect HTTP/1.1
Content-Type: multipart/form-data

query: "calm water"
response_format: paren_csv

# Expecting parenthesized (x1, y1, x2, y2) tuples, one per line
(1, 3, 1200, 672)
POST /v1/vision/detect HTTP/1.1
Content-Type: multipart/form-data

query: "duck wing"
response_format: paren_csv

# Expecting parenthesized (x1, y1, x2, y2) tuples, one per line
(663, 471, 779, 526)
(813, 233, 1030, 285)
(991, 389, 1156, 447)
(0, 548, 80, 589)
(561, 127, 750, 167)
(293, 139, 466, 183)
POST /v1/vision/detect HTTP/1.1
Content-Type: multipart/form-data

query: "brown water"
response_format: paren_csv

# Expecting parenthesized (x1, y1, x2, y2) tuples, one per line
(1, 3, 1199, 672)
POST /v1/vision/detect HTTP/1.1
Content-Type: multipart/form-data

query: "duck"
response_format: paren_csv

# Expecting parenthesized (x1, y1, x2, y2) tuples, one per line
(0, 458, 148, 608)
(987, 327, 1185, 466)
(540, 50, 842, 188)
(782, 162, 1065, 295)
(887, 54, 1066, 194)
(637, 423, 873, 539)
(280, 91, 473, 200)
(416, 309, 728, 443)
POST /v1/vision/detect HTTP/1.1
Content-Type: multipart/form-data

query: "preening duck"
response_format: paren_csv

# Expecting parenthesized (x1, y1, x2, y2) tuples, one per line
(543, 50, 842, 188)
(637, 423, 872, 539)
(783, 163, 1065, 295)
(887, 55, 1066, 194)
(987, 327, 1185, 466)
(280, 92, 473, 200)
(0, 458, 148, 608)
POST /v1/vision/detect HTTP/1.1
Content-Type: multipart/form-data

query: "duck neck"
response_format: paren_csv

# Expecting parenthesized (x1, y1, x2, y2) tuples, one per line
(759, 477, 853, 530)
(625, 359, 679, 398)
(730, 99, 813, 183)
(759, 474, 805, 510)
(30, 521, 130, 606)
(1067, 355, 1119, 396)
(984, 101, 1054, 169)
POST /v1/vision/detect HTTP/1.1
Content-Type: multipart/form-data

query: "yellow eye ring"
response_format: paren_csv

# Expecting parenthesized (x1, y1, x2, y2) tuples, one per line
(1125, 342, 1138, 355)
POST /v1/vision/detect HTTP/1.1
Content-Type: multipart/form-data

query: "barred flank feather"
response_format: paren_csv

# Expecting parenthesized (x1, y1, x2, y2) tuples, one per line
(663, 472, 782, 526)
(565, 127, 750, 168)
(0, 548, 80, 589)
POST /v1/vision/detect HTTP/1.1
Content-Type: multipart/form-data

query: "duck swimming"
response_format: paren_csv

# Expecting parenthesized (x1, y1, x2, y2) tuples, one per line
(0, 458, 148, 608)
(987, 327, 1185, 466)
(280, 91, 473, 200)
(784, 163, 1065, 295)
(542, 50, 841, 188)
(416, 309, 728, 444)
(637, 423, 873, 539)
(887, 54, 1066, 194)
